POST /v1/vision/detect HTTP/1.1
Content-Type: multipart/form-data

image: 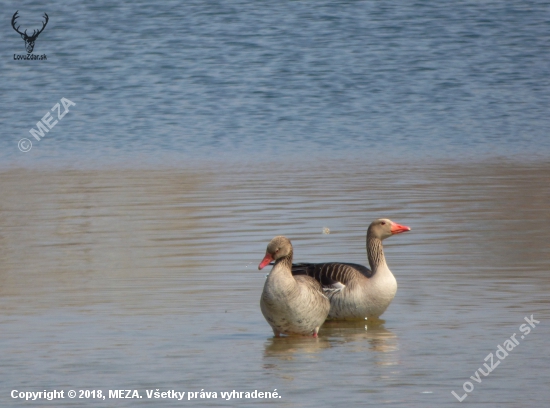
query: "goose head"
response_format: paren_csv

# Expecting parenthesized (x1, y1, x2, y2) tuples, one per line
(368, 218, 411, 240)
(258, 236, 292, 270)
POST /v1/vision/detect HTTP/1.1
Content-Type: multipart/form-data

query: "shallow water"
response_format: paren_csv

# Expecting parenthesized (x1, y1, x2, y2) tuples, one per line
(1, 160, 548, 407)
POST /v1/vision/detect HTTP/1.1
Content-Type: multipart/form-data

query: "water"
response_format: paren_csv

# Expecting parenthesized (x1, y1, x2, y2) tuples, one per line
(1, 161, 549, 407)
(1, 1, 549, 407)
(1, 1, 549, 164)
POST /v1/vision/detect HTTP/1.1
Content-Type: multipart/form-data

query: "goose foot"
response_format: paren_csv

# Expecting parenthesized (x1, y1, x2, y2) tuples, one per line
(313, 326, 320, 337)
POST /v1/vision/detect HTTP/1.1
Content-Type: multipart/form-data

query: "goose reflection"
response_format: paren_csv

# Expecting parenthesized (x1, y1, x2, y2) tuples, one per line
(263, 335, 332, 359)
(322, 319, 399, 358)
(262, 319, 398, 368)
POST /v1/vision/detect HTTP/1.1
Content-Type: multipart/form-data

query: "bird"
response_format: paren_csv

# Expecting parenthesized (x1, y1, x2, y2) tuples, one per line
(258, 236, 330, 337)
(291, 219, 410, 320)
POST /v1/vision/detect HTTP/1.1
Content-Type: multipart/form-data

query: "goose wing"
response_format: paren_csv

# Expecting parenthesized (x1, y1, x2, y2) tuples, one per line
(293, 274, 330, 300)
(291, 262, 373, 293)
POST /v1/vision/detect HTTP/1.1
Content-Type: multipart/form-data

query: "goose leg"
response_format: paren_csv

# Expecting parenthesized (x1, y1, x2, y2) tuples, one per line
(313, 327, 320, 337)
(272, 328, 281, 337)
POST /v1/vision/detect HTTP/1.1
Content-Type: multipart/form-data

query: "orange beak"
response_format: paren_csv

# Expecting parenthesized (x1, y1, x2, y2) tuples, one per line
(258, 253, 273, 270)
(390, 222, 411, 235)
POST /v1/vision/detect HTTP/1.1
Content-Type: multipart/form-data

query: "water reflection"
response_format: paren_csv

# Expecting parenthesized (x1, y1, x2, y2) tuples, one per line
(262, 320, 398, 368)
(323, 320, 398, 355)
(263, 336, 331, 359)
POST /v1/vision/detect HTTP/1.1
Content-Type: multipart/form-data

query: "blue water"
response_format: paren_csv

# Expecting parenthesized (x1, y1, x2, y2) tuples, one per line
(1, 1, 549, 167)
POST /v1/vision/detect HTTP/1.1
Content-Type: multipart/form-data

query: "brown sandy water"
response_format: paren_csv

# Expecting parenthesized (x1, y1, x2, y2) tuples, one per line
(0, 160, 549, 407)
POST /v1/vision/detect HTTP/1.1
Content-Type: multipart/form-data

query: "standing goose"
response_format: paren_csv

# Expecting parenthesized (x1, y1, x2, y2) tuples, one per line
(258, 236, 330, 337)
(292, 219, 410, 320)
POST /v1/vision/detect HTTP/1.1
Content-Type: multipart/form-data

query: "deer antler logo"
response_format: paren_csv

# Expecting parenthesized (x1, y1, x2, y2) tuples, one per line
(12, 11, 49, 54)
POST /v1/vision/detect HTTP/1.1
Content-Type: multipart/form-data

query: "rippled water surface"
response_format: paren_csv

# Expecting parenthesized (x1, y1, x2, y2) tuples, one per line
(1, 1, 550, 164)
(1, 0, 550, 407)
(1, 161, 549, 407)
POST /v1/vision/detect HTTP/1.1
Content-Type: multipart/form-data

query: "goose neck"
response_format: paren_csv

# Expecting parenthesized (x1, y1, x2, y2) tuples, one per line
(273, 250, 293, 273)
(367, 235, 387, 273)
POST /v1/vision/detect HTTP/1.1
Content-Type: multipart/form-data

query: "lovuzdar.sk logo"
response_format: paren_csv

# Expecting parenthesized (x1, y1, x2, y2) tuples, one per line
(12, 10, 48, 60)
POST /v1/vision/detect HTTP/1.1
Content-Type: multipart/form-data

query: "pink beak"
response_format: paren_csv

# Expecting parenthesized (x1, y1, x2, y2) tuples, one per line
(390, 222, 411, 235)
(258, 253, 273, 270)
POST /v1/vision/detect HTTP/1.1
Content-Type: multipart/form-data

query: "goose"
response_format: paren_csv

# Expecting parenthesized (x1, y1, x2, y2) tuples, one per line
(258, 236, 330, 337)
(291, 219, 410, 320)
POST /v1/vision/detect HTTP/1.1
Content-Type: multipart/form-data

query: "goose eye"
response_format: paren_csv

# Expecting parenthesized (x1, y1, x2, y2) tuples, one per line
(380, 222, 386, 225)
